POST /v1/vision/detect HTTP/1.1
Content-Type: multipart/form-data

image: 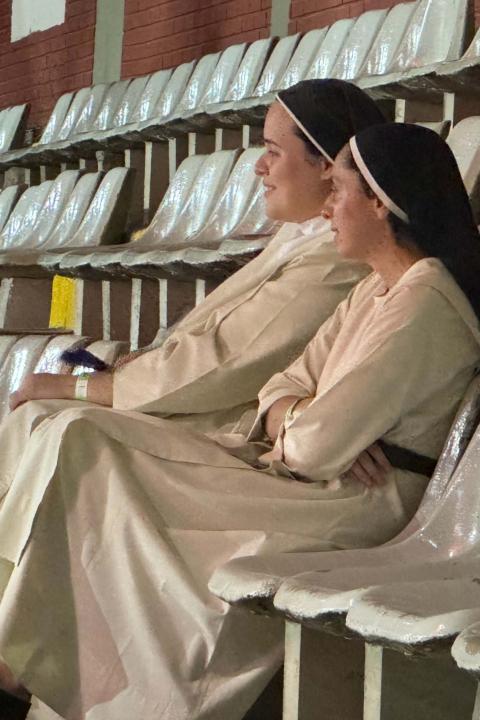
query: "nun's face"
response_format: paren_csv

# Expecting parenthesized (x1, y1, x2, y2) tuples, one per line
(325, 148, 389, 262)
(255, 102, 332, 222)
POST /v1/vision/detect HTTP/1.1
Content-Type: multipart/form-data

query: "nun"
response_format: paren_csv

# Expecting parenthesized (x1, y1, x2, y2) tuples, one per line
(6, 79, 384, 445)
(0, 123, 480, 720)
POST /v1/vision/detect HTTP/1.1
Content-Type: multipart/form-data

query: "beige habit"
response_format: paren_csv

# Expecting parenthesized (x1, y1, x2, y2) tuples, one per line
(0, 259, 478, 719)
(111, 217, 369, 430)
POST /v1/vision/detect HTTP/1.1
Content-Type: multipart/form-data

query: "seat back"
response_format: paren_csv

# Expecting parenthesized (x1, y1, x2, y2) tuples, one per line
(253, 34, 300, 97)
(0, 105, 28, 153)
(0, 185, 24, 234)
(72, 340, 129, 373)
(447, 116, 480, 221)
(224, 38, 274, 102)
(66, 167, 131, 247)
(92, 80, 131, 132)
(305, 18, 355, 79)
(72, 83, 111, 137)
(332, 8, 389, 80)
(56, 87, 92, 141)
(463, 25, 480, 58)
(192, 147, 264, 244)
(40, 92, 75, 144)
(18, 170, 81, 249)
(45, 172, 104, 250)
(139, 155, 206, 245)
(34, 335, 87, 373)
(152, 61, 196, 121)
(199, 43, 247, 109)
(229, 181, 277, 238)
(131, 68, 173, 123)
(0, 182, 53, 250)
(174, 53, 221, 117)
(360, 2, 416, 76)
(112, 75, 150, 128)
(388, 0, 469, 72)
(278, 29, 329, 90)
(165, 149, 240, 244)
(0, 335, 50, 421)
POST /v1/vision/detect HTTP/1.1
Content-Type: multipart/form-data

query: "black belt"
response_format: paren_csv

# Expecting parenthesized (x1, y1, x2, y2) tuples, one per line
(378, 440, 437, 477)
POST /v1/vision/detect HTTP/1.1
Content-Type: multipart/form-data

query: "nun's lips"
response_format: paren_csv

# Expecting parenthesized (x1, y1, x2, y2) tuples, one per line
(263, 183, 275, 196)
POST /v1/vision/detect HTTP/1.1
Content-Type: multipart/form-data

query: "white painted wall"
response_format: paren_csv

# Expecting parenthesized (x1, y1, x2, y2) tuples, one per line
(11, 0, 66, 42)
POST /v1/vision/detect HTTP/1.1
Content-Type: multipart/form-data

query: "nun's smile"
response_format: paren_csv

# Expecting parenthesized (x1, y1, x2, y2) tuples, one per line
(255, 102, 332, 223)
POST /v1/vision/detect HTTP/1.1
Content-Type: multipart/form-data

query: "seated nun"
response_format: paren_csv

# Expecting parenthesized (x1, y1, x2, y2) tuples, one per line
(0, 123, 479, 720)
(6, 79, 384, 443)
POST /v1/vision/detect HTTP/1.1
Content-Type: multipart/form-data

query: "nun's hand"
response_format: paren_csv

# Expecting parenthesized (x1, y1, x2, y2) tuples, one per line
(343, 443, 392, 488)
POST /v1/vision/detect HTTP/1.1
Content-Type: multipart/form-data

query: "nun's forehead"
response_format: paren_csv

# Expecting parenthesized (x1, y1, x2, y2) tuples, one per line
(265, 101, 298, 134)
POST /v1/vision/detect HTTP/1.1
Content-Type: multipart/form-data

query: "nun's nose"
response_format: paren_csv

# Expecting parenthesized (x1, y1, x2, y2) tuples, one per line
(254, 152, 268, 176)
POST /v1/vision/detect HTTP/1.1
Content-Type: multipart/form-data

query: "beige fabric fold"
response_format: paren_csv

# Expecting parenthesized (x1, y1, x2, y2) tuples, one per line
(0, 259, 477, 719)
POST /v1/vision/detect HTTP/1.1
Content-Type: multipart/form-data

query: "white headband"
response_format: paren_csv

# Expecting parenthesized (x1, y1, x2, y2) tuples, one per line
(276, 94, 334, 164)
(349, 136, 409, 224)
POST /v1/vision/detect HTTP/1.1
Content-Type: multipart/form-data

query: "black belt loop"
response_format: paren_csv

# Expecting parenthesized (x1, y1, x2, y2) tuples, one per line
(378, 440, 437, 477)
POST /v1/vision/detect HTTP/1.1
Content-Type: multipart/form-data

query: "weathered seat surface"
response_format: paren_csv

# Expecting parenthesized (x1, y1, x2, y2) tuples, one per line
(0, 182, 53, 251)
(197, 43, 246, 111)
(0, 105, 28, 153)
(131, 68, 173, 124)
(360, 1, 416, 77)
(332, 8, 389, 80)
(253, 34, 300, 97)
(172, 53, 221, 119)
(91, 80, 131, 133)
(56, 87, 92, 142)
(71, 83, 111, 138)
(39, 92, 74, 145)
(112, 75, 150, 128)
(34, 335, 87, 374)
(16, 170, 80, 250)
(0, 185, 24, 234)
(388, 0, 469, 72)
(223, 38, 273, 103)
(277, 28, 328, 90)
(452, 619, 480, 673)
(142, 61, 196, 126)
(44, 172, 104, 250)
(305, 18, 356, 80)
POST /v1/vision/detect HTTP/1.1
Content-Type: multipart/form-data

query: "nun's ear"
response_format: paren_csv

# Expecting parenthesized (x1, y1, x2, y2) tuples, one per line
(371, 195, 390, 221)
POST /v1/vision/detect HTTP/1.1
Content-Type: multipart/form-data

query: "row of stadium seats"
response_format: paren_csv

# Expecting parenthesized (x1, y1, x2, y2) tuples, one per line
(0, 116, 478, 275)
(0, 0, 471, 166)
(210, 374, 480, 718)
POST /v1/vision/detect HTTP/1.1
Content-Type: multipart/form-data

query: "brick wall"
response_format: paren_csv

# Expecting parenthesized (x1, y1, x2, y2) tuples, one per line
(290, 0, 479, 35)
(122, 0, 272, 79)
(0, 0, 95, 133)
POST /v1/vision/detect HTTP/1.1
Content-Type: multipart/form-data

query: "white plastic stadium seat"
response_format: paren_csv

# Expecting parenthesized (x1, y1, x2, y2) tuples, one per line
(0, 105, 28, 153)
(277, 28, 328, 90)
(131, 68, 173, 124)
(136, 154, 206, 247)
(71, 83, 111, 137)
(39, 92, 75, 145)
(210, 374, 480, 609)
(447, 117, 480, 201)
(63, 167, 131, 248)
(15, 170, 80, 250)
(462, 25, 480, 59)
(44, 172, 104, 250)
(224, 38, 274, 103)
(305, 18, 356, 80)
(172, 53, 221, 118)
(0, 186, 24, 234)
(72, 340, 129, 373)
(452, 620, 480, 674)
(111, 75, 150, 128)
(360, 2, 417, 77)
(144, 61, 196, 124)
(0, 182, 53, 251)
(197, 43, 246, 110)
(0, 335, 51, 421)
(191, 147, 265, 245)
(388, 0, 469, 72)
(253, 34, 300, 97)
(56, 87, 92, 142)
(34, 335, 87, 374)
(91, 80, 131, 133)
(331, 8, 389, 80)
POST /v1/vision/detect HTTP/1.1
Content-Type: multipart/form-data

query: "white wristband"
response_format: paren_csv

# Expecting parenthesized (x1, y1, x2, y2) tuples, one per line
(75, 375, 89, 401)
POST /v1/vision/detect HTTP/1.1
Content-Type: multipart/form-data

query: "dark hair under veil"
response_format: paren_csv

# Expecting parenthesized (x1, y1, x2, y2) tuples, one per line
(277, 79, 386, 161)
(350, 122, 480, 320)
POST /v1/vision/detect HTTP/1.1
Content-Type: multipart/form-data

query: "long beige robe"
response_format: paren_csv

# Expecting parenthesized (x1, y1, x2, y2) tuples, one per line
(0, 259, 478, 720)
(112, 218, 369, 430)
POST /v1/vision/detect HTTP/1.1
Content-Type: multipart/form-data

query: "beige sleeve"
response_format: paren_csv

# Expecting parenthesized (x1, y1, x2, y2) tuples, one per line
(276, 287, 479, 482)
(112, 257, 362, 415)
